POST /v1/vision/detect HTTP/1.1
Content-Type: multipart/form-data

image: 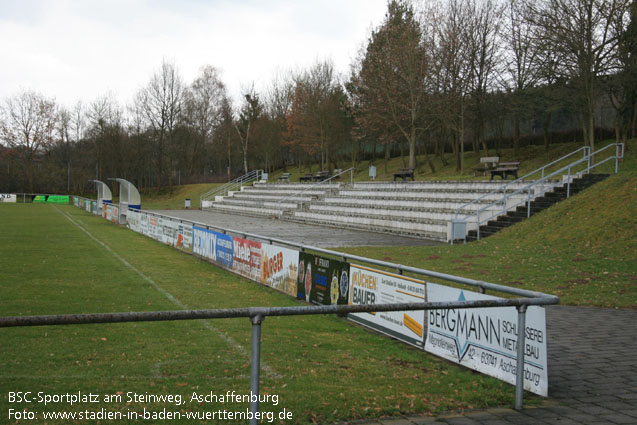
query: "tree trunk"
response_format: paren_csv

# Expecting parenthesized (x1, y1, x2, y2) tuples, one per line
(514, 114, 521, 159)
(543, 110, 552, 152)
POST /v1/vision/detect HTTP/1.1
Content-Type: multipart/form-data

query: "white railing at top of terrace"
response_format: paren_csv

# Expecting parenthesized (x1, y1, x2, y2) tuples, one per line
(200, 170, 264, 206)
(451, 143, 625, 242)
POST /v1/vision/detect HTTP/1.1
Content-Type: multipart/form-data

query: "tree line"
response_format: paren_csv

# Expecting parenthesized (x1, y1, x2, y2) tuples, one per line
(1, 0, 634, 194)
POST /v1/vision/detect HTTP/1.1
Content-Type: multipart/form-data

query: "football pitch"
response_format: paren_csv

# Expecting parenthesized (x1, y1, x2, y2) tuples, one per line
(0, 204, 515, 424)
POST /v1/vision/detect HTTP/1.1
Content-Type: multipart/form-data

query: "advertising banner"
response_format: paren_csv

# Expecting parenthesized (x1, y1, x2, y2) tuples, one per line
(105, 204, 119, 223)
(73, 197, 79, 207)
(192, 226, 234, 268)
(0, 194, 17, 203)
(425, 282, 548, 396)
(126, 209, 142, 233)
(259, 243, 298, 297)
(348, 264, 426, 348)
(233, 237, 262, 281)
(297, 253, 350, 305)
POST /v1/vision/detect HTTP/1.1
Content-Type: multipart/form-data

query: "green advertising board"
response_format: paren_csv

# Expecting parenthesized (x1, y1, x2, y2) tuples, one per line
(47, 195, 69, 204)
(297, 252, 350, 305)
(32, 195, 70, 204)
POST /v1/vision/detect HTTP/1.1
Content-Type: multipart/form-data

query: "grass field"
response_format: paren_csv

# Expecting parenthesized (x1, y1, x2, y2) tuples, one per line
(0, 204, 522, 425)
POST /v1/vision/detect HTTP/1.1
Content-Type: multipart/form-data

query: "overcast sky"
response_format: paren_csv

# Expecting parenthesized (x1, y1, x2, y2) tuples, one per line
(0, 0, 387, 108)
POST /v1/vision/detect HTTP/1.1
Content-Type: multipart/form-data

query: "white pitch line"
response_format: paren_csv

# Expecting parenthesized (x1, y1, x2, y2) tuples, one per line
(53, 205, 280, 378)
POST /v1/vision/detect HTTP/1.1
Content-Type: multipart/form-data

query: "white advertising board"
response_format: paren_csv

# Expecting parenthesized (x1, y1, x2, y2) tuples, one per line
(126, 209, 142, 233)
(0, 194, 17, 203)
(159, 217, 193, 252)
(259, 243, 298, 297)
(425, 282, 548, 396)
(348, 264, 426, 348)
(104, 204, 119, 223)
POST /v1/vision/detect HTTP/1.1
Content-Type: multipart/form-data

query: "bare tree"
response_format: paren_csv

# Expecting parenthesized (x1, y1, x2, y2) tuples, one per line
(501, 0, 541, 157)
(288, 60, 346, 172)
(429, 0, 473, 173)
(136, 59, 185, 189)
(85, 93, 123, 181)
(234, 86, 262, 174)
(534, 0, 631, 152)
(0, 90, 57, 192)
(183, 65, 226, 175)
(465, 0, 504, 156)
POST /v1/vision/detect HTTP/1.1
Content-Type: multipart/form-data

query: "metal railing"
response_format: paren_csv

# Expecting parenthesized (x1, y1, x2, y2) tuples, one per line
(454, 146, 590, 222)
(453, 143, 624, 242)
(274, 167, 355, 207)
(0, 287, 557, 422)
(200, 169, 264, 206)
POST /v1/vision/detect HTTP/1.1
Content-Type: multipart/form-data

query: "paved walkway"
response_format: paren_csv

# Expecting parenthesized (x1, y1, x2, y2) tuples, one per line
(343, 306, 637, 425)
(151, 210, 441, 248)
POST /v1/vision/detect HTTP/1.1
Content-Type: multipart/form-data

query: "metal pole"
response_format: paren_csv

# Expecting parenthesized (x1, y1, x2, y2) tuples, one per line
(515, 304, 527, 410)
(616, 145, 619, 174)
(249, 314, 264, 425)
(567, 168, 571, 198)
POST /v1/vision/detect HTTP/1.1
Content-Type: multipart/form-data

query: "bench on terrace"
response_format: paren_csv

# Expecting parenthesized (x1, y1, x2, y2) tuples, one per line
(472, 156, 500, 176)
(393, 168, 415, 182)
(489, 162, 521, 180)
(277, 172, 291, 182)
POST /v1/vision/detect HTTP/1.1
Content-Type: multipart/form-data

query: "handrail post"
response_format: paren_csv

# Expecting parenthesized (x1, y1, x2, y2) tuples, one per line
(515, 304, 528, 410)
(249, 314, 265, 425)
(616, 144, 620, 174)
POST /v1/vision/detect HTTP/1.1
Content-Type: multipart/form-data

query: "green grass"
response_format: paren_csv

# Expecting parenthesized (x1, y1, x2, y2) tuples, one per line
(0, 204, 521, 425)
(339, 141, 637, 308)
(138, 183, 222, 210)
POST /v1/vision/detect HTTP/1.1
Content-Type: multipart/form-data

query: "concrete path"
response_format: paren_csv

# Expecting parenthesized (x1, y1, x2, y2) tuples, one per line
(151, 209, 442, 248)
(342, 306, 637, 425)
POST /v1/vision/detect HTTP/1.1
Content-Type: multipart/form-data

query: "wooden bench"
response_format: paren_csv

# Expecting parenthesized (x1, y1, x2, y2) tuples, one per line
(312, 171, 330, 181)
(489, 162, 521, 180)
(393, 168, 415, 182)
(299, 173, 314, 182)
(277, 172, 291, 182)
(473, 157, 500, 176)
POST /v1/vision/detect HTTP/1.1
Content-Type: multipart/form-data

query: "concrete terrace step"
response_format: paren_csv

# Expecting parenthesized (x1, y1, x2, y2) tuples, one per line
(238, 188, 331, 197)
(337, 189, 528, 203)
(321, 196, 497, 211)
(206, 203, 283, 216)
(229, 193, 315, 203)
(253, 182, 342, 190)
(214, 198, 299, 210)
(350, 181, 540, 190)
(307, 203, 482, 221)
(290, 210, 448, 240)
